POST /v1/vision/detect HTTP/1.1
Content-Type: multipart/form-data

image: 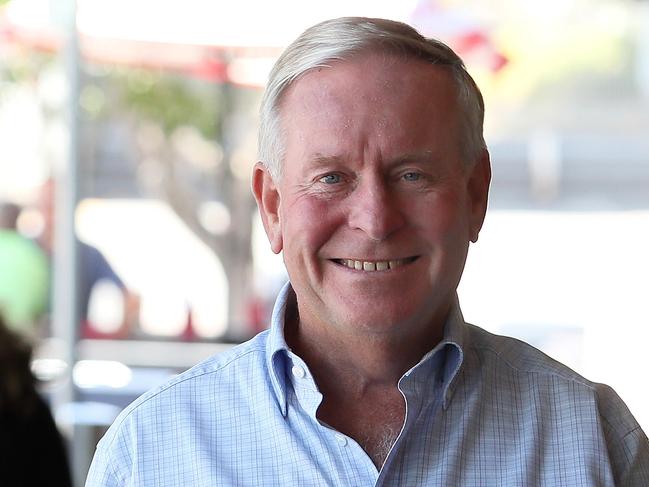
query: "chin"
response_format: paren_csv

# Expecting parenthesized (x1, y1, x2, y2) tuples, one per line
(334, 299, 428, 336)
(341, 278, 456, 331)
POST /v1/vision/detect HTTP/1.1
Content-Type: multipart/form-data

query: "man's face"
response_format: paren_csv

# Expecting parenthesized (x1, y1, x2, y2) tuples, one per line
(254, 53, 490, 340)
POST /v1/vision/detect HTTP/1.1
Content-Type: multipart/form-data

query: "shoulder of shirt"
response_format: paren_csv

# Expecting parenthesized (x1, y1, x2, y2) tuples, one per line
(106, 330, 271, 428)
(463, 322, 590, 384)
(463, 322, 641, 436)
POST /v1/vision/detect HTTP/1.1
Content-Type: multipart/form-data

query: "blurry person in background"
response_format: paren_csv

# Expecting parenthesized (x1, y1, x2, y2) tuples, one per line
(86, 17, 649, 486)
(0, 312, 72, 486)
(35, 179, 139, 339)
(0, 201, 21, 229)
(0, 201, 49, 339)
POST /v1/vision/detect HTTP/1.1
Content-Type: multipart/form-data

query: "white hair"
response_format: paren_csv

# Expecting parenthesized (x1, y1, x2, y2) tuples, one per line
(258, 17, 486, 180)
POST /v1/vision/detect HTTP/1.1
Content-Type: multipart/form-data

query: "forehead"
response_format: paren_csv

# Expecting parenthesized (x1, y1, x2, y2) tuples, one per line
(282, 52, 457, 110)
(278, 53, 461, 164)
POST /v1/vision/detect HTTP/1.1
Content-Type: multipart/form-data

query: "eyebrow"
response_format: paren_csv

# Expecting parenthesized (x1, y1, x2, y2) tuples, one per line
(300, 154, 346, 174)
(303, 150, 436, 170)
(387, 150, 436, 166)
(308, 154, 345, 166)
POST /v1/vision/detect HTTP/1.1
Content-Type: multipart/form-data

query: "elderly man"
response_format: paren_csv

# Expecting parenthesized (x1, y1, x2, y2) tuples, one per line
(86, 17, 649, 486)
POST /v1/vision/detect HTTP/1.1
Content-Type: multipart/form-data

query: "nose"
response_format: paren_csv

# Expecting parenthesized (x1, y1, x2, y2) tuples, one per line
(347, 175, 405, 241)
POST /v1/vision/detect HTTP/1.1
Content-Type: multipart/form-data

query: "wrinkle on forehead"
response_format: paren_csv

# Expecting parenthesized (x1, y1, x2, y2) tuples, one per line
(286, 51, 450, 92)
(279, 52, 463, 174)
(287, 55, 456, 115)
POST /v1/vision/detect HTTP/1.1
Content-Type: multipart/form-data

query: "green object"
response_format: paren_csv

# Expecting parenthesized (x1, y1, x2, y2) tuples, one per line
(0, 230, 49, 333)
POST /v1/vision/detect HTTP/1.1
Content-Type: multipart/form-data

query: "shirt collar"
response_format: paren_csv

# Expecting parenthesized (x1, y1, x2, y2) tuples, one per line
(266, 281, 293, 417)
(264, 282, 470, 415)
(394, 297, 467, 410)
(437, 297, 469, 409)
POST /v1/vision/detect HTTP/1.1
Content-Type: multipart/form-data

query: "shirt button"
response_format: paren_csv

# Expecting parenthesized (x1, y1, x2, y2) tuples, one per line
(291, 365, 306, 379)
(335, 434, 348, 446)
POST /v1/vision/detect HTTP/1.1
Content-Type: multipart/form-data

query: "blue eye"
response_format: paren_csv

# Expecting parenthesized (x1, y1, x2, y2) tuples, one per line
(403, 172, 421, 181)
(320, 173, 342, 184)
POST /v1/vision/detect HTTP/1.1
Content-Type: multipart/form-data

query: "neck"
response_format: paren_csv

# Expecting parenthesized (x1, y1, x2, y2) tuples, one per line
(284, 293, 450, 468)
(285, 292, 449, 393)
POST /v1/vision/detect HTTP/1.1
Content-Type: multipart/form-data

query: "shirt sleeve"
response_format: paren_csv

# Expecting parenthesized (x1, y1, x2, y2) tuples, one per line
(85, 448, 120, 487)
(597, 384, 649, 485)
(85, 417, 133, 487)
(614, 426, 649, 485)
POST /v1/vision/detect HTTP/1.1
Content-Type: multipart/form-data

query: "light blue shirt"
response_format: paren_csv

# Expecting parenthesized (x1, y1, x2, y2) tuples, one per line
(86, 282, 649, 486)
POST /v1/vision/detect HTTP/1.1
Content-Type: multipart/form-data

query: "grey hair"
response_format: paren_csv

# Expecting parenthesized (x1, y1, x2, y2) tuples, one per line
(258, 16, 486, 180)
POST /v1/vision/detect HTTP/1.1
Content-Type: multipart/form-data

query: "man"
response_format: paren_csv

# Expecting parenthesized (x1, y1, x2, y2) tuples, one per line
(36, 179, 139, 338)
(0, 201, 49, 336)
(86, 17, 649, 486)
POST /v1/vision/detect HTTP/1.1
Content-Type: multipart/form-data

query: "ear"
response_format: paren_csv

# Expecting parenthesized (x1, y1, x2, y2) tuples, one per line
(466, 149, 491, 243)
(252, 162, 283, 254)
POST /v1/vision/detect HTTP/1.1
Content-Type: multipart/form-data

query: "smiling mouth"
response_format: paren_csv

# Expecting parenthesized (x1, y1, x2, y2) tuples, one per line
(332, 256, 418, 272)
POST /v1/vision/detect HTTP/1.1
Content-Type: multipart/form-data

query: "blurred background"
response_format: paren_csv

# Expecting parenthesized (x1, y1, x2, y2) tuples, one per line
(0, 0, 648, 484)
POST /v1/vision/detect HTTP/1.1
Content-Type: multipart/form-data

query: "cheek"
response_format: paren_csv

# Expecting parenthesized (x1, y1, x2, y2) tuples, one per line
(281, 197, 342, 255)
(412, 191, 471, 240)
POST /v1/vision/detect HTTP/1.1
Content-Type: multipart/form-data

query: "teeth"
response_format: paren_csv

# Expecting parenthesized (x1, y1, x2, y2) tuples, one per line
(376, 261, 388, 271)
(342, 259, 407, 271)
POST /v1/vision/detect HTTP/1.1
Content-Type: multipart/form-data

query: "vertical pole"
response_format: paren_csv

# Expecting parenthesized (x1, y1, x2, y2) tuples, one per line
(52, 0, 82, 484)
